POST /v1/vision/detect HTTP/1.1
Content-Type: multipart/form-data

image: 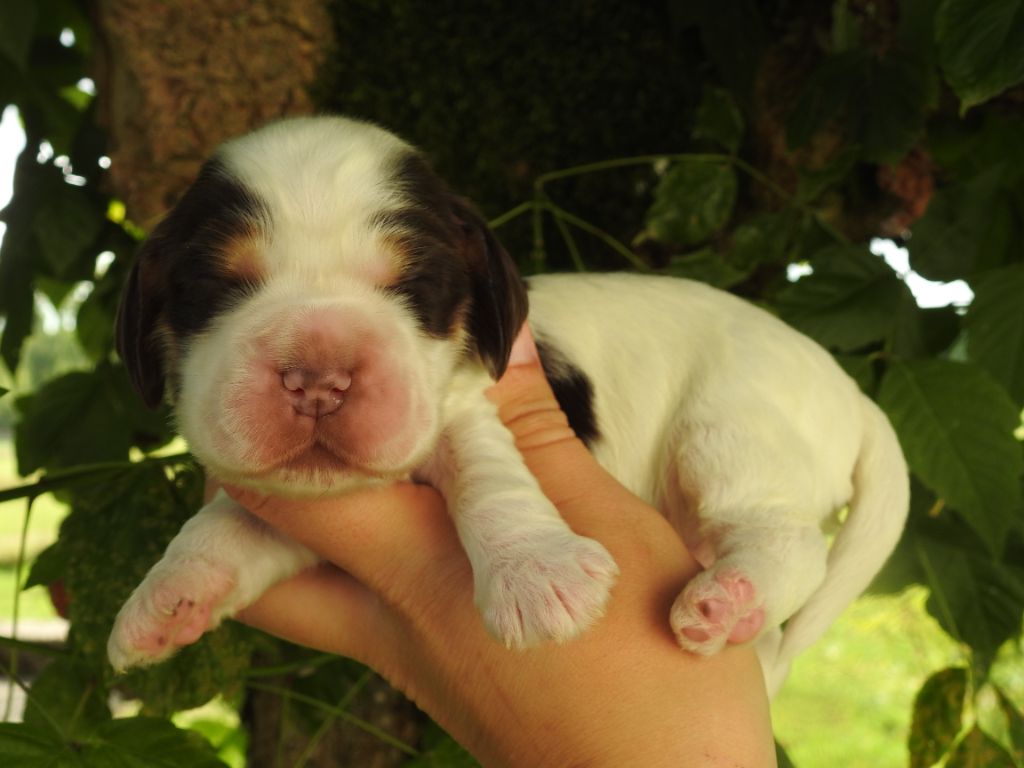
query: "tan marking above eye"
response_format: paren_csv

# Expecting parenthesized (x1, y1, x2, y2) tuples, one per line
(220, 233, 267, 284)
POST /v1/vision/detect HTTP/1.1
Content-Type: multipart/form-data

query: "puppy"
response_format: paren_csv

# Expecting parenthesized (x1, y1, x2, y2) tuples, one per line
(108, 116, 909, 695)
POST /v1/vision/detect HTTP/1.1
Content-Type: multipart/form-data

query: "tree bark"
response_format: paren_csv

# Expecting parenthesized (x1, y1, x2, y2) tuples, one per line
(91, 0, 333, 227)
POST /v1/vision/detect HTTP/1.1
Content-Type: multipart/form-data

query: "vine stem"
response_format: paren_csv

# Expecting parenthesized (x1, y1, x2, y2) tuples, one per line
(0, 452, 191, 505)
(247, 681, 419, 758)
(483, 150, 851, 268)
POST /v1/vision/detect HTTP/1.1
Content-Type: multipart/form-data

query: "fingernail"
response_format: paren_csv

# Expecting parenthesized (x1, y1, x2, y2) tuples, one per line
(507, 323, 539, 368)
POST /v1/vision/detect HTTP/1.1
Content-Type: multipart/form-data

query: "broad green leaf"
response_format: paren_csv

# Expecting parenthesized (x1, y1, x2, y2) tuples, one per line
(775, 246, 908, 351)
(661, 247, 751, 288)
(14, 365, 172, 474)
(729, 211, 795, 269)
(786, 51, 862, 151)
(691, 86, 744, 154)
(0, 385, 7, 398)
(908, 165, 1013, 281)
(945, 725, 1017, 767)
(25, 540, 67, 589)
(0, 4, 37, 70)
(0, 721, 79, 767)
(0, 214, 37, 374)
(913, 514, 1024, 667)
(23, 659, 110, 742)
(84, 717, 228, 767)
(878, 359, 1022, 554)
(908, 667, 967, 768)
(891, 297, 961, 360)
(787, 50, 932, 163)
(936, 0, 1024, 111)
(995, 686, 1024, 763)
(833, 353, 876, 395)
(0, 716, 228, 767)
(965, 265, 1024, 405)
(32, 183, 105, 280)
(645, 159, 737, 246)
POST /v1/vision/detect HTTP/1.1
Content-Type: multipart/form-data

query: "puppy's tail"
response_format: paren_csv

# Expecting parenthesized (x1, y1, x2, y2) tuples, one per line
(763, 396, 909, 696)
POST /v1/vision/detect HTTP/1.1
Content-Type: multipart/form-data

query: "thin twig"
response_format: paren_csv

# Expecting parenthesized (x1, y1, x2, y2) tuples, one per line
(248, 681, 419, 757)
(0, 452, 191, 505)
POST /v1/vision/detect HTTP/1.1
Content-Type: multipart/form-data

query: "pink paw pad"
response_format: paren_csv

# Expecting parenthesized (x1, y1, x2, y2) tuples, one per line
(670, 568, 764, 655)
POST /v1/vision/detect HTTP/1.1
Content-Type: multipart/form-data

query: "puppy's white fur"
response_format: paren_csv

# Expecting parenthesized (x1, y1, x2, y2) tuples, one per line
(108, 117, 909, 696)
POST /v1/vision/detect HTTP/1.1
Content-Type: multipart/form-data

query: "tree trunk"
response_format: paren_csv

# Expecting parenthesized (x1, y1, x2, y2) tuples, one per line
(91, 0, 333, 227)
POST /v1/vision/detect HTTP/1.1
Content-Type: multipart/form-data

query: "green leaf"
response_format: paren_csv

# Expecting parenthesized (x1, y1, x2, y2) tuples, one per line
(878, 359, 1022, 554)
(645, 159, 737, 246)
(24, 540, 67, 589)
(912, 513, 1024, 668)
(936, 0, 1024, 112)
(14, 365, 172, 474)
(23, 659, 110, 742)
(945, 725, 1017, 767)
(891, 297, 961, 360)
(0, 721, 78, 767)
(995, 686, 1024, 764)
(787, 50, 932, 163)
(661, 247, 751, 288)
(786, 51, 862, 151)
(84, 717, 229, 768)
(0, 209, 37, 374)
(0, 4, 37, 70)
(965, 265, 1024, 405)
(908, 165, 1013, 281)
(729, 211, 796, 269)
(775, 246, 908, 351)
(0, 716, 229, 767)
(0, 385, 8, 398)
(908, 667, 967, 768)
(691, 86, 744, 154)
(31, 183, 105, 280)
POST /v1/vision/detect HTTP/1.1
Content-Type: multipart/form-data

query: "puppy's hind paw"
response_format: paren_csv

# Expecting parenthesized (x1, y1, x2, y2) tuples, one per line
(671, 567, 764, 655)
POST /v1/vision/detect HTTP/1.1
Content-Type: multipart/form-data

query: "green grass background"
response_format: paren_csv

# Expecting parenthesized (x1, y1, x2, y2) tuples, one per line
(1, 437, 1020, 766)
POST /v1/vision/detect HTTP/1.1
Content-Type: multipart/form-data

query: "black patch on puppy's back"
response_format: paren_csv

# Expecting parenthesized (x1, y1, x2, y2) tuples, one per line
(536, 339, 600, 447)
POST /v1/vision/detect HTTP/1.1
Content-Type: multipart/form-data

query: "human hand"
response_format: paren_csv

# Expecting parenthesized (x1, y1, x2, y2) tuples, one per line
(228, 326, 775, 768)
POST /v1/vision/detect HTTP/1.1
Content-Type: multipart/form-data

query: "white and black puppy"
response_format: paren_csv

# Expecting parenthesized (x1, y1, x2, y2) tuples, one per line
(108, 116, 909, 695)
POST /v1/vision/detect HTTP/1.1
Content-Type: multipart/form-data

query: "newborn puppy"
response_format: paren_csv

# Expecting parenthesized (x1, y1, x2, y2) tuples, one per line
(108, 116, 908, 695)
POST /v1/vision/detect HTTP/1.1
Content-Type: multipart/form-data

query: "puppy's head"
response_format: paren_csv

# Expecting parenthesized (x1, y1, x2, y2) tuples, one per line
(117, 116, 527, 493)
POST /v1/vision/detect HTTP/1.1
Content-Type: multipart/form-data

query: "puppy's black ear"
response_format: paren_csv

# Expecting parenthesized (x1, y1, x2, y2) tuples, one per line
(451, 197, 528, 380)
(116, 238, 167, 409)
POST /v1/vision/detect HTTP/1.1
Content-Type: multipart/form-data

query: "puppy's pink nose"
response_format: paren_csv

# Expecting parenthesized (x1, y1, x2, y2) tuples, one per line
(281, 367, 351, 418)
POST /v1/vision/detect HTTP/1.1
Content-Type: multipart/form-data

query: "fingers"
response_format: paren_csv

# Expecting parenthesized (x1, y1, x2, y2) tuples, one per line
(237, 563, 377, 660)
(227, 482, 466, 601)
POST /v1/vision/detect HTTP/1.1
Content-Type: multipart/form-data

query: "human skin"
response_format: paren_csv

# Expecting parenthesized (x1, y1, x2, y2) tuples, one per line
(228, 329, 776, 767)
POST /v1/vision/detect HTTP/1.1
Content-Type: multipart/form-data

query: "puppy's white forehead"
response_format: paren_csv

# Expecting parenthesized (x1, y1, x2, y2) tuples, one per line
(219, 116, 413, 284)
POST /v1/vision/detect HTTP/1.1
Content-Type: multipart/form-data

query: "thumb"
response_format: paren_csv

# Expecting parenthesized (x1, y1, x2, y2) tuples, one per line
(487, 326, 622, 516)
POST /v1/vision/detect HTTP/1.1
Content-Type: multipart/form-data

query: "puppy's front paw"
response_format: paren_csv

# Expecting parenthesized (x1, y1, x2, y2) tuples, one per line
(671, 567, 765, 655)
(107, 558, 237, 672)
(478, 532, 618, 649)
